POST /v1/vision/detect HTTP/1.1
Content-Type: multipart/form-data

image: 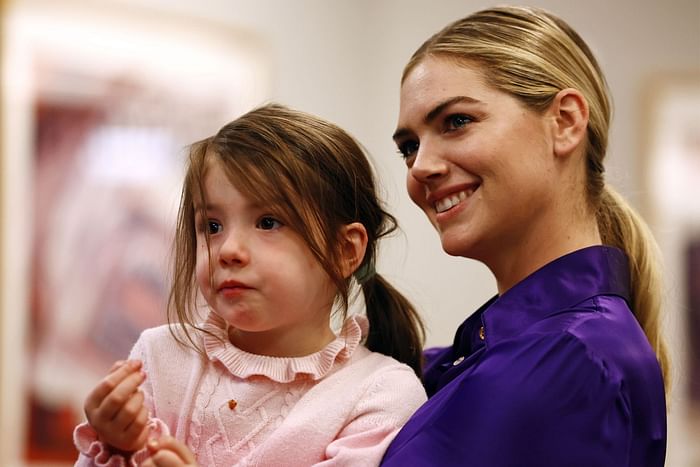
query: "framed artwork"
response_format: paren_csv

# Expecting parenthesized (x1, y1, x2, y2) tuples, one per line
(687, 239, 700, 404)
(1, 1, 268, 463)
(640, 73, 700, 466)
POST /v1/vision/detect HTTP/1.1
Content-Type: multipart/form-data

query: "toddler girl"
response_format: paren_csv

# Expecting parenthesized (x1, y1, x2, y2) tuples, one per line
(74, 104, 427, 466)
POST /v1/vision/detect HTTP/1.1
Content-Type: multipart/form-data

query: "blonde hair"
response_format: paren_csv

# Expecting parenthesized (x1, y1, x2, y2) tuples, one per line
(168, 103, 425, 375)
(404, 6, 669, 387)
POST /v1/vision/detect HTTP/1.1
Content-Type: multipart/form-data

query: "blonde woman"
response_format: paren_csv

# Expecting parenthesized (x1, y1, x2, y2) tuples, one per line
(382, 6, 668, 466)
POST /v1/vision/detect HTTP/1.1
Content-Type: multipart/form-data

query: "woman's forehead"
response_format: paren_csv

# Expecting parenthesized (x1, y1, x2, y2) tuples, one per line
(402, 57, 488, 98)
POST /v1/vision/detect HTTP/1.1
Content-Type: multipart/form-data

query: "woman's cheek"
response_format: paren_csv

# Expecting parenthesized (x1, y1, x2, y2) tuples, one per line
(406, 175, 425, 209)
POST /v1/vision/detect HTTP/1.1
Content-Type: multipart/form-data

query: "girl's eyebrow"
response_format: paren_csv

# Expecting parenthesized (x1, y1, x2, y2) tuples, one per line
(393, 95, 482, 142)
(193, 202, 219, 212)
(194, 199, 266, 214)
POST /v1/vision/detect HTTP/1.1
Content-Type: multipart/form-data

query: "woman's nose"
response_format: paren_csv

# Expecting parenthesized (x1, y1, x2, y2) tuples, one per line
(218, 231, 250, 266)
(409, 142, 449, 183)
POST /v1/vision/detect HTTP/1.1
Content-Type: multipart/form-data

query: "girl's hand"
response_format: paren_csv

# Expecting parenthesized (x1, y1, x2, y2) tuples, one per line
(83, 360, 150, 453)
(142, 436, 198, 467)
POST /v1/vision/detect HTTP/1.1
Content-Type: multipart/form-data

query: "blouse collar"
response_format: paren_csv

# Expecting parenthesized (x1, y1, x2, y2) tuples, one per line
(201, 312, 367, 383)
(480, 245, 631, 346)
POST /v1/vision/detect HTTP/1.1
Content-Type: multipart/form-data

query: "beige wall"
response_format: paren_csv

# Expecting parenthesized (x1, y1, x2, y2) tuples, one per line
(0, 0, 6, 460)
(2, 0, 699, 465)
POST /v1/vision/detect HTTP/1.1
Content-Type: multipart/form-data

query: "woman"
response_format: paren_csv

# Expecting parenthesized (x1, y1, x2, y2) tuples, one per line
(381, 6, 668, 467)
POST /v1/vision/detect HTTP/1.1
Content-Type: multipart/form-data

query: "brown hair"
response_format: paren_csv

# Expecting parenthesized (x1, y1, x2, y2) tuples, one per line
(168, 103, 425, 375)
(403, 6, 669, 386)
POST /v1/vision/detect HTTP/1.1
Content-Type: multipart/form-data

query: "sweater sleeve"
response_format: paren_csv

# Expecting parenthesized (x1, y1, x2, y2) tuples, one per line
(73, 332, 172, 466)
(73, 418, 170, 467)
(316, 366, 427, 467)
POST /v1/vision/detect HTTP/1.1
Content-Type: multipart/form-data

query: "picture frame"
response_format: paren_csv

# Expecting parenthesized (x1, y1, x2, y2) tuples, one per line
(640, 72, 700, 466)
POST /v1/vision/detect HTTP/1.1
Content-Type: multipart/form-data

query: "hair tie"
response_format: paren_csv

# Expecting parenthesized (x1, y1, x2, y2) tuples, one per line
(355, 261, 376, 284)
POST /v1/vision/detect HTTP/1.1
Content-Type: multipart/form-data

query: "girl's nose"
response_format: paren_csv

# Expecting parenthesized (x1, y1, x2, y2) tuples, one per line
(218, 231, 250, 266)
(409, 142, 449, 183)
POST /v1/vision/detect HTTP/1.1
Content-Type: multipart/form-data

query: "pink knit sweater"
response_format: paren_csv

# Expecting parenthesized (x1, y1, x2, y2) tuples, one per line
(74, 313, 427, 466)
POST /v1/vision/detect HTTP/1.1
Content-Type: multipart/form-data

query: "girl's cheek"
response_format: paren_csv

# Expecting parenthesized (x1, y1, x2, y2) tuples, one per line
(194, 258, 210, 291)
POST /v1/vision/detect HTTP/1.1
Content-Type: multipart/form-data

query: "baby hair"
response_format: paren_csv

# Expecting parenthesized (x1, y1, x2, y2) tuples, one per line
(168, 103, 425, 375)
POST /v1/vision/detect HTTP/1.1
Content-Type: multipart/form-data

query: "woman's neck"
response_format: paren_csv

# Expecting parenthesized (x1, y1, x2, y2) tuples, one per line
(491, 213, 602, 295)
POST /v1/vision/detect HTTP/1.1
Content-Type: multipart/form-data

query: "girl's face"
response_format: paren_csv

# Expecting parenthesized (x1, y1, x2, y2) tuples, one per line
(394, 57, 559, 272)
(194, 158, 336, 357)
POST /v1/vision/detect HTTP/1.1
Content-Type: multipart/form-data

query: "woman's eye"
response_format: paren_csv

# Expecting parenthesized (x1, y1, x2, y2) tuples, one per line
(446, 114, 472, 131)
(257, 216, 283, 230)
(207, 221, 222, 234)
(397, 140, 419, 159)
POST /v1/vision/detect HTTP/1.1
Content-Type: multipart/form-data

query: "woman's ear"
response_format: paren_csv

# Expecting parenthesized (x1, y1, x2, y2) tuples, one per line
(550, 88, 589, 158)
(339, 222, 368, 279)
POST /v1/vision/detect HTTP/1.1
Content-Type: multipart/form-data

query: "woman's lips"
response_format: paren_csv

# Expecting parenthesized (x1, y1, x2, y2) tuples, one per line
(434, 186, 477, 213)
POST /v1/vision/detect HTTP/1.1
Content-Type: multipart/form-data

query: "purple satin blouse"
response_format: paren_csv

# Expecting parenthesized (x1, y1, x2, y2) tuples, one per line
(381, 246, 666, 466)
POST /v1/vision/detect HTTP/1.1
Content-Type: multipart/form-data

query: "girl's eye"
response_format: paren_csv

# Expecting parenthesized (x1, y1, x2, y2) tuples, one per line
(207, 220, 222, 235)
(445, 114, 473, 131)
(397, 140, 419, 159)
(257, 216, 283, 230)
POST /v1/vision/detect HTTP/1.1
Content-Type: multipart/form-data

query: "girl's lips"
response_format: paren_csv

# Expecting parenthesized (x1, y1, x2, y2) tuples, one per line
(218, 280, 250, 290)
(217, 280, 253, 297)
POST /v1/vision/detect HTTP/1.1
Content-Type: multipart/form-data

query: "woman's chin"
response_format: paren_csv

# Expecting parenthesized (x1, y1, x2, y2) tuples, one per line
(440, 237, 475, 259)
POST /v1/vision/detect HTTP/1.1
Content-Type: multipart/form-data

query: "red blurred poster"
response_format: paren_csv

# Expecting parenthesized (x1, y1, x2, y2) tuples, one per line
(2, 3, 267, 462)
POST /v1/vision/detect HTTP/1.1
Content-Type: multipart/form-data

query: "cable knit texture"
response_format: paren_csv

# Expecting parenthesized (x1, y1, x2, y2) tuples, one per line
(74, 313, 427, 466)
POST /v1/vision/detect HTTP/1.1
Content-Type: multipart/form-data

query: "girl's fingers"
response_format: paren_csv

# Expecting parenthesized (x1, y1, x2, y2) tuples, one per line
(123, 403, 150, 444)
(96, 370, 146, 421)
(85, 360, 143, 415)
(112, 389, 145, 430)
(108, 360, 126, 373)
(148, 437, 197, 466)
(80, 360, 151, 452)
(126, 402, 149, 433)
(149, 450, 185, 467)
(127, 418, 152, 452)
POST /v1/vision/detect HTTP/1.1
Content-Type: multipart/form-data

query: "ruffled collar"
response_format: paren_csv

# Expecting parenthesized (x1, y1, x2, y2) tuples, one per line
(201, 312, 367, 383)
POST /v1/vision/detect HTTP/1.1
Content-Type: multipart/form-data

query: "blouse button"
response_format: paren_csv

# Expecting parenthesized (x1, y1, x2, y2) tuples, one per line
(452, 356, 465, 366)
(479, 326, 485, 340)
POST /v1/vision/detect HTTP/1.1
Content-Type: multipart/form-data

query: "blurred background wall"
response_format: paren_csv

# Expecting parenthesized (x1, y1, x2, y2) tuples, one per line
(1, 0, 698, 465)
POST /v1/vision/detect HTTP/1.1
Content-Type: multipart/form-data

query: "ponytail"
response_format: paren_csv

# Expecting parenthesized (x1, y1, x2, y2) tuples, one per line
(596, 185, 670, 389)
(360, 273, 425, 377)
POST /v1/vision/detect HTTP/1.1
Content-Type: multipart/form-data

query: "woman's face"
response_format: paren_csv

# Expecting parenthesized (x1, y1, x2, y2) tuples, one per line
(394, 56, 559, 268)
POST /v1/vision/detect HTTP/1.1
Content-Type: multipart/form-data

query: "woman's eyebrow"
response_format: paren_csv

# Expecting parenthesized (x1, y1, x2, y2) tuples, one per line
(393, 95, 481, 141)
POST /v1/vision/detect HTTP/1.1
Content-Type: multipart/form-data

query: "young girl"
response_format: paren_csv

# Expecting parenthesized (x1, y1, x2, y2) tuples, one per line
(74, 103, 427, 466)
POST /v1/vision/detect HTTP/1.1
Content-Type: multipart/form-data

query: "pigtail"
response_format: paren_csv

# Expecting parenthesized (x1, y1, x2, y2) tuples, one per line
(597, 185, 670, 389)
(360, 273, 425, 377)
